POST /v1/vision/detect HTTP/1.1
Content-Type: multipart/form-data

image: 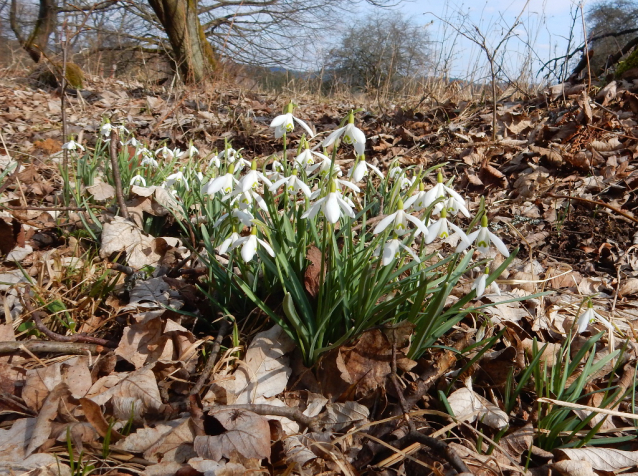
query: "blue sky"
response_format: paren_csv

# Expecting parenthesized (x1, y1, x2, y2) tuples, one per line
(353, 0, 594, 81)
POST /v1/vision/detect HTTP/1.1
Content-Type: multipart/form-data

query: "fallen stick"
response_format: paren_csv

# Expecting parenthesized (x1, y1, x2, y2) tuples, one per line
(23, 286, 114, 347)
(109, 129, 130, 219)
(547, 193, 638, 224)
(190, 316, 231, 396)
(0, 340, 108, 354)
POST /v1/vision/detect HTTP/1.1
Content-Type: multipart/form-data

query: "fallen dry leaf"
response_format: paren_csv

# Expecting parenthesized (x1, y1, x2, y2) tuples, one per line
(447, 386, 508, 429)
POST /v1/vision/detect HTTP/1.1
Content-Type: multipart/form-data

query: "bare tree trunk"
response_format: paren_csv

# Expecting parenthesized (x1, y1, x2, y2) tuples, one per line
(147, 0, 216, 83)
(10, 0, 59, 63)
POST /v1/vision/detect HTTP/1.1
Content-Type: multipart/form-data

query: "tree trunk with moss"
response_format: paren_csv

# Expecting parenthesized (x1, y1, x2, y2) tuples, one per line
(147, 0, 216, 83)
(10, 0, 59, 63)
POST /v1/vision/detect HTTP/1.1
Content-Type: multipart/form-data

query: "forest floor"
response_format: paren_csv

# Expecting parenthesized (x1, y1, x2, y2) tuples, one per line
(0, 74, 637, 476)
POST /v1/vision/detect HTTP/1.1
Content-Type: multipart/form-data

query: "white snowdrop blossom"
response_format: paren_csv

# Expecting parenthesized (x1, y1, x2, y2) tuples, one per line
(208, 155, 221, 168)
(155, 145, 174, 160)
(425, 172, 466, 209)
(224, 189, 268, 212)
(117, 125, 130, 135)
(229, 227, 275, 263)
(322, 112, 366, 155)
(307, 155, 342, 177)
(140, 154, 159, 168)
(205, 164, 237, 196)
(389, 166, 403, 180)
(456, 215, 509, 257)
(100, 122, 113, 137)
(164, 171, 189, 191)
(270, 103, 314, 139)
(218, 231, 241, 255)
(576, 301, 613, 334)
(336, 178, 360, 194)
(349, 155, 384, 182)
(404, 183, 428, 211)
(373, 200, 429, 237)
(214, 208, 254, 228)
(375, 235, 421, 266)
(436, 195, 470, 218)
(295, 148, 328, 169)
(302, 181, 356, 224)
(266, 160, 285, 182)
(127, 137, 141, 148)
(181, 144, 198, 159)
(236, 161, 273, 193)
(130, 175, 146, 187)
(425, 209, 470, 245)
(62, 138, 84, 152)
(270, 170, 312, 197)
(472, 267, 500, 298)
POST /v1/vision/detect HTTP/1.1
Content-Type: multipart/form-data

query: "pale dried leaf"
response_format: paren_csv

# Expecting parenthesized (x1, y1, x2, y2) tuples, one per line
(22, 363, 62, 411)
(116, 419, 187, 453)
(143, 417, 196, 463)
(447, 387, 508, 429)
(26, 382, 69, 456)
(321, 401, 370, 431)
(86, 182, 115, 201)
(89, 366, 163, 414)
(99, 217, 163, 269)
(194, 409, 271, 461)
(555, 447, 638, 471)
(234, 324, 295, 404)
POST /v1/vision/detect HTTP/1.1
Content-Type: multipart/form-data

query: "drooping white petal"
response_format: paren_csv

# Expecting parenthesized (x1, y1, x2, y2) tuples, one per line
(257, 238, 275, 257)
(324, 193, 341, 223)
(382, 239, 400, 266)
(322, 126, 346, 148)
(449, 222, 470, 245)
(457, 229, 479, 253)
(374, 213, 398, 234)
(270, 114, 289, 128)
(488, 230, 510, 257)
(336, 195, 356, 218)
(241, 235, 258, 262)
(301, 197, 326, 220)
(577, 308, 593, 333)
(293, 116, 314, 137)
(404, 214, 429, 237)
(399, 242, 420, 262)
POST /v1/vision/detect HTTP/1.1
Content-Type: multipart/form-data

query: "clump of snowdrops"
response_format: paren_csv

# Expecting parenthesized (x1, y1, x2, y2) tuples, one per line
(71, 104, 527, 365)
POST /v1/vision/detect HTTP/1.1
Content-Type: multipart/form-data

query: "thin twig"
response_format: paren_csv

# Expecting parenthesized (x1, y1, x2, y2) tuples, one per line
(397, 431, 472, 475)
(547, 193, 638, 224)
(190, 315, 231, 396)
(23, 286, 114, 347)
(109, 129, 129, 219)
(0, 340, 108, 355)
(205, 403, 321, 431)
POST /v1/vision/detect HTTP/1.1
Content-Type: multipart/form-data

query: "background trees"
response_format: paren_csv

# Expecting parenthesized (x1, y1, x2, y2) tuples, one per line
(326, 12, 431, 93)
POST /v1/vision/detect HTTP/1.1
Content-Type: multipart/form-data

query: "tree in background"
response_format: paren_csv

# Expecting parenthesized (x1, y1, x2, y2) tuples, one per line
(326, 12, 431, 93)
(4, 0, 401, 83)
(586, 0, 638, 73)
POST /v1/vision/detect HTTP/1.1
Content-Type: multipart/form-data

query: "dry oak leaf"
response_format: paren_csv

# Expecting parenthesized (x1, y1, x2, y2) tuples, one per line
(26, 382, 70, 456)
(234, 324, 295, 405)
(551, 459, 596, 476)
(500, 423, 533, 457)
(88, 365, 163, 415)
(320, 401, 370, 431)
(22, 363, 63, 411)
(554, 447, 638, 471)
(447, 386, 508, 430)
(620, 278, 638, 297)
(143, 417, 197, 463)
(100, 217, 167, 269)
(86, 182, 115, 201)
(116, 419, 187, 454)
(194, 408, 271, 462)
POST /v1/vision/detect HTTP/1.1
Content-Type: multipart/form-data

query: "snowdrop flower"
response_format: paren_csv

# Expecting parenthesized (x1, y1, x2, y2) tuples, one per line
(307, 155, 342, 177)
(426, 209, 470, 245)
(214, 208, 254, 228)
(218, 230, 241, 255)
(373, 200, 429, 237)
(224, 189, 267, 212)
(349, 155, 384, 182)
(302, 181, 356, 224)
(205, 164, 237, 196)
(425, 172, 466, 209)
(116, 125, 130, 135)
(155, 145, 174, 160)
(208, 155, 221, 168)
(399, 175, 414, 190)
(389, 165, 403, 180)
(322, 111, 365, 155)
(576, 300, 613, 334)
(100, 121, 113, 137)
(472, 267, 500, 298)
(436, 195, 470, 218)
(140, 154, 159, 168)
(456, 215, 509, 257)
(375, 234, 421, 266)
(229, 227, 275, 263)
(336, 178, 360, 194)
(270, 102, 314, 139)
(127, 137, 141, 148)
(237, 161, 273, 193)
(62, 138, 84, 152)
(136, 146, 151, 157)
(181, 143, 198, 159)
(164, 171, 189, 191)
(130, 175, 146, 187)
(266, 160, 285, 182)
(270, 169, 312, 197)
(404, 182, 428, 212)
(219, 147, 238, 162)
